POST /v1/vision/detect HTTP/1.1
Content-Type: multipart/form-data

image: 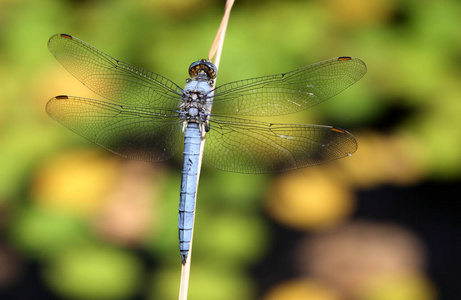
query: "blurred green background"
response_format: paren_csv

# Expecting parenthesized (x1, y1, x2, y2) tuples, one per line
(1, 0, 461, 299)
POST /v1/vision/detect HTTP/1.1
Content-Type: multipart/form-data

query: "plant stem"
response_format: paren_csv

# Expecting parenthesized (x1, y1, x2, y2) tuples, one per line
(178, 1, 234, 300)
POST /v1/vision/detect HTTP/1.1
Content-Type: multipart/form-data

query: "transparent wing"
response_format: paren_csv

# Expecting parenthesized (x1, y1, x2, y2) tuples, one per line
(210, 57, 366, 116)
(48, 34, 184, 109)
(204, 115, 357, 173)
(46, 96, 183, 162)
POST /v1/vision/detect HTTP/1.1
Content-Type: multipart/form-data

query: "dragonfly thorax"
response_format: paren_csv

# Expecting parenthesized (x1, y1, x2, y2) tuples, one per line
(180, 71, 213, 133)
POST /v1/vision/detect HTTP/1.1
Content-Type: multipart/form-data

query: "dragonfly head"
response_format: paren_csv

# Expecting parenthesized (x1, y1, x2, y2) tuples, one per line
(188, 59, 217, 80)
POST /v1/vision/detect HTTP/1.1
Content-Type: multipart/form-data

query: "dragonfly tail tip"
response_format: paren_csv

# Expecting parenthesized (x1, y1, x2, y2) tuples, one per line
(181, 254, 188, 265)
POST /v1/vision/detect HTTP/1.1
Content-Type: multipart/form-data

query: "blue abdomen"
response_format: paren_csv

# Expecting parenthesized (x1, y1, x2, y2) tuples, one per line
(178, 122, 201, 263)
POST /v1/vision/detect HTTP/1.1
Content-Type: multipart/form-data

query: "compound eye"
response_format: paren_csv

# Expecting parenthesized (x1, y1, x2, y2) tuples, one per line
(204, 61, 218, 79)
(188, 60, 218, 79)
(188, 61, 202, 78)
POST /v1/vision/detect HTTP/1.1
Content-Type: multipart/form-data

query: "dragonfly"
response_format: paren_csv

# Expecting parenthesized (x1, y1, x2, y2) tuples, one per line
(46, 33, 366, 263)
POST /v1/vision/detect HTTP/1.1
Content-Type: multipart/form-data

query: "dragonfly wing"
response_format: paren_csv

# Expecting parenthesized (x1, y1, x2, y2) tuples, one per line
(211, 57, 366, 116)
(204, 115, 357, 173)
(48, 34, 184, 109)
(46, 96, 183, 162)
